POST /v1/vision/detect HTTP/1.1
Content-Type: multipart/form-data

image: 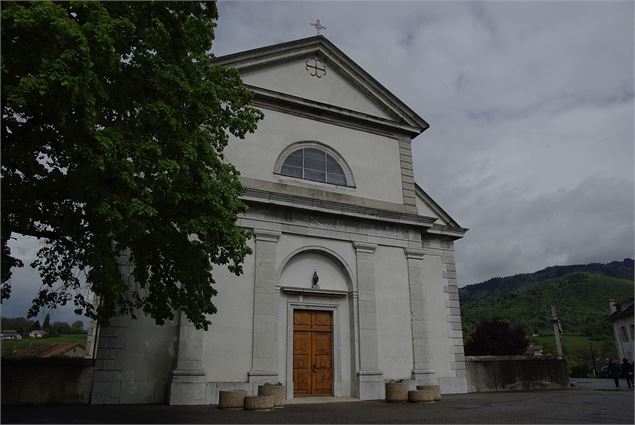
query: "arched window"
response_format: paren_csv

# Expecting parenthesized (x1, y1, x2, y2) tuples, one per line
(279, 147, 349, 186)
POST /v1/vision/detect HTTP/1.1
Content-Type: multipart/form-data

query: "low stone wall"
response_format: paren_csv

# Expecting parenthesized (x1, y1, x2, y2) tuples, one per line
(1, 358, 95, 404)
(466, 355, 569, 392)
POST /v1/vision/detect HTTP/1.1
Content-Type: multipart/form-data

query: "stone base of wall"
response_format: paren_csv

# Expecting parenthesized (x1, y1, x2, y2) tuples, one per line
(92, 375, 467, 405)
(439, 376, 468, 394)
(466, 355, 569, 392)
(2, 358, 95, 404)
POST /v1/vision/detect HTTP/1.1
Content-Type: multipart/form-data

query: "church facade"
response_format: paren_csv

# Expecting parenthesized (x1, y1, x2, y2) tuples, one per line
(91, 36, 468, 405)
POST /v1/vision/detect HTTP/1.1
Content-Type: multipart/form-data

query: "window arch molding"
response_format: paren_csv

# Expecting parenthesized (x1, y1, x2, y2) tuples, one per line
(273, 141, 356, 188)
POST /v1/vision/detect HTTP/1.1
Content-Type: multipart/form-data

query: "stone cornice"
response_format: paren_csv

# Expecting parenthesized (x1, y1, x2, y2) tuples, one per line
(250, 86, 421, 139)
(426, 224, 468, 239)
(353, 241, 377, 254)
(252, 229, 281, 242)
(414, 183, 466, 231)
(279, 286, 348, 298)
(242, 187, 436, 230)
(404, 247, 425, 260)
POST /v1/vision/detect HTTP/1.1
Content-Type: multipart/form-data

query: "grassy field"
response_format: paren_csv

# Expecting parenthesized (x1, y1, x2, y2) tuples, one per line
(1, 334, 87, 356)
(529, 334, 617, 375)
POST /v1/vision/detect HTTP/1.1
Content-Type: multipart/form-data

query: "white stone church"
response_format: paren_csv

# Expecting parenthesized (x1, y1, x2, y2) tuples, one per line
(91, 36, 468, 405)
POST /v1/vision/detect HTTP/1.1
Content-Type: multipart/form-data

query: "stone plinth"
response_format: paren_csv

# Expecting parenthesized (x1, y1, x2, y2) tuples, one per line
(417, 385, 441, 401)
(245, 395, 274, 411)
(258, 384, 285, 408)
(408, 388, 435, 403)
(218, 390, 246, 410)
(385, 382, 409, 402)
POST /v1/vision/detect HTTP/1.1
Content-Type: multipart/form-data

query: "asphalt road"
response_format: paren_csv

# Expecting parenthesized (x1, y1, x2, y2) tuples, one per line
(2, 382, 633, 424)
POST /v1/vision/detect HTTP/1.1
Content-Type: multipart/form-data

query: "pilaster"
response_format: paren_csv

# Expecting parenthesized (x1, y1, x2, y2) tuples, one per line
(168, 311, 207, 405)
(248, 229, 281, 383)
(438, 239, 468, 393)
(353, 241, 384, 399)
(405, 247, 435, 384)
(398, 139, 418, 215)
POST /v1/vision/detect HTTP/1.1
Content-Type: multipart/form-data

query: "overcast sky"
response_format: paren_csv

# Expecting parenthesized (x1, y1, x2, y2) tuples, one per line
(3, 1, 633, 323)
(214, 0, 634, 283)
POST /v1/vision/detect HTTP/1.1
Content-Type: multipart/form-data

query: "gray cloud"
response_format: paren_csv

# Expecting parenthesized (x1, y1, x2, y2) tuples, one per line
(3, 236, 86, 324)
(213, 0, 634, 286)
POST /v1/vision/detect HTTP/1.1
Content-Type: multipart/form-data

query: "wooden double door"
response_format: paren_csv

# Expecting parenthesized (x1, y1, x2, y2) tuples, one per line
(293, 310, 333, 397)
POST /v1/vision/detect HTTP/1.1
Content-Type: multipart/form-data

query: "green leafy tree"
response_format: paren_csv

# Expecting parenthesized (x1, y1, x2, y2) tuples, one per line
(465, 319, 529, 356)
(71, 320, 84, 333)
(50, 321, 72, 335)
(31, 320, 41, 331)
(1, 1, 262, 329)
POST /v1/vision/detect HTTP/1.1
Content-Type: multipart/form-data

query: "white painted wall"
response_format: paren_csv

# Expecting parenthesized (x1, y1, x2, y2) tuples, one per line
(612, 316, 635, 362)
(415, 194, 439, 222)
(375, 246, 414, 380)
(225, 109, 404, 205)
(100, 312, 179, 404)
(202, 238, 255, 382)
(275, 234, 357, 288)
(279, 251, 349, 291)
(241, 57, 393, 119)
(422, 253, 453, 377)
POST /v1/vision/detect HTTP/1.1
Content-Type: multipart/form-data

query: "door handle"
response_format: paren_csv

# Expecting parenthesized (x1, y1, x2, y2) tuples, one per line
(312, 364, 317, 373)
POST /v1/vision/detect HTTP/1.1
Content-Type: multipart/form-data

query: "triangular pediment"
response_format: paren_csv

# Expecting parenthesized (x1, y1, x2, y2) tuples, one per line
(415, 183, 466, 235)
(214, 36, 428, 134)
(239, 54, 395, 120)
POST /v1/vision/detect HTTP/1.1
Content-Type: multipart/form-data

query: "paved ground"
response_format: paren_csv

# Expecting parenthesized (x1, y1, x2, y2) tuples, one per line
(2, 379, 633, 424)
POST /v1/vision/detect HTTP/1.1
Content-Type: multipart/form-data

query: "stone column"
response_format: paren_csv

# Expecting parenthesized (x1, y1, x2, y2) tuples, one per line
(353, 241, 384, 400)
(168, 311, 207, 405)
(405, 247, 435, 384)
(248, 229, 281, 384)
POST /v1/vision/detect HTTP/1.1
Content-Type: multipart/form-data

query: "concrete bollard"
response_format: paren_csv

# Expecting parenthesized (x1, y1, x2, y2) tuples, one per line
(218, 390, 246, 409)
(408, 388, 436, 403)
(258, 384, 286, 408)
(416, 385, 441, 401)
(385, 381, 409, 402)
(244, 395, 275, 411)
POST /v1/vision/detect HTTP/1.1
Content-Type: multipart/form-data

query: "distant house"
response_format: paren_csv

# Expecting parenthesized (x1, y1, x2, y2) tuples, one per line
(1, 330, 22, 340)
(609, 298, 634, 362)
(29, 330, 47, 338)
(524, 344, 544, 356)
(15, 343, 86, 358)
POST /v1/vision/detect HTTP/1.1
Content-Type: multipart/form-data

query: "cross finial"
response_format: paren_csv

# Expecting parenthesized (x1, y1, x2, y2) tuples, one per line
(310, 19, 326, 35)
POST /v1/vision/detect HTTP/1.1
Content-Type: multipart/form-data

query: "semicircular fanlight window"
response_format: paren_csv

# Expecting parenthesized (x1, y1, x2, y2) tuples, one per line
(280, 147, 347, 186)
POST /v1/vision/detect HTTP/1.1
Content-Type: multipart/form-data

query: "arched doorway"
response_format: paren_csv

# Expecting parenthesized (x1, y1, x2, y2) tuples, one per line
(278, 248, 355, 399)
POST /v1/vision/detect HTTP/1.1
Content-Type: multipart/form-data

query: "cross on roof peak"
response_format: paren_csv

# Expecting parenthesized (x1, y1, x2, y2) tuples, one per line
(310, 19, 326, 35)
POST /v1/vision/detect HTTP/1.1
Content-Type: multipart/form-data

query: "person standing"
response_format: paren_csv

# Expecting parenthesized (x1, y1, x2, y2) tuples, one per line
(608, 358, 622, 389)
(621, 358, 633, 389)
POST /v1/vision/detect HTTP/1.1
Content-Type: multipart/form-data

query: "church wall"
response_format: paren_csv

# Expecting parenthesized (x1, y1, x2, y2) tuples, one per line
(422, 237, 468, 394)
(224, 109, 404, 205)
(375, 245, 414, 380)
(201, 237, 256, 382)
(415, 194, 438, 221)
(278, 250, 351, 291)
(91, 266, 179, 404)
(240, 59, 393, 119)
(275, 234, 357, 288)
(422, 253, 453, 377)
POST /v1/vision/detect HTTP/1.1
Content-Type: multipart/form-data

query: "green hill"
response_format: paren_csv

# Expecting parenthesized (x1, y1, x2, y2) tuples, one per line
(459, 259, 633, 375)
(459, 259, 634, 339)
